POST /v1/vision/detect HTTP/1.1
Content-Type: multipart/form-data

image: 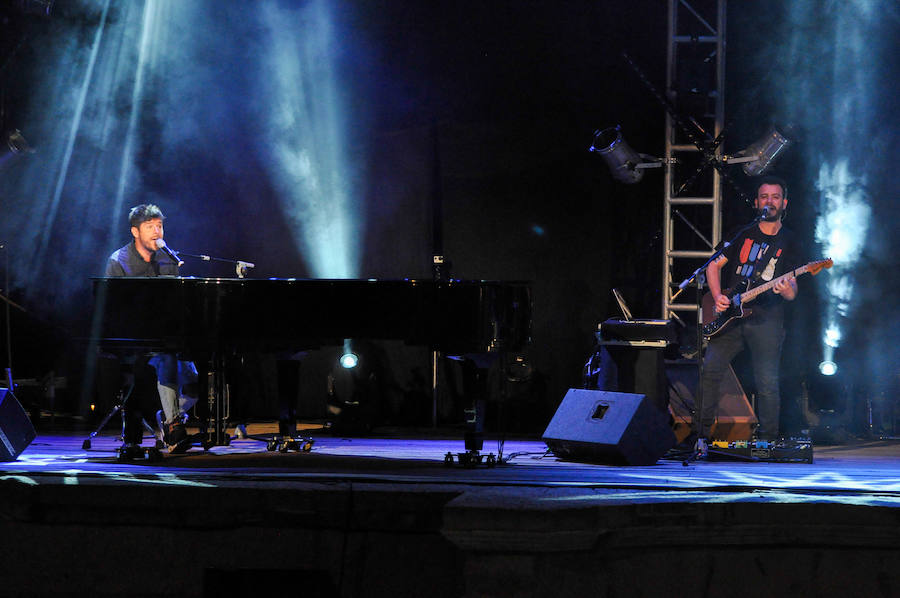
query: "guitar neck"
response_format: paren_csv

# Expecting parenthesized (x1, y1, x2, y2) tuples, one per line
(741, 264, 809, 303)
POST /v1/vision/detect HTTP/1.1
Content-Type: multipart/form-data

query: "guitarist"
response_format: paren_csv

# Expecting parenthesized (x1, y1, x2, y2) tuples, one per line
(700, 175, 800, 442)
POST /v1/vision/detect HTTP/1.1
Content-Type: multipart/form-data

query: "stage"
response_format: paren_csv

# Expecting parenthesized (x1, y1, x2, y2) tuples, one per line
(2, 423, 900, 597)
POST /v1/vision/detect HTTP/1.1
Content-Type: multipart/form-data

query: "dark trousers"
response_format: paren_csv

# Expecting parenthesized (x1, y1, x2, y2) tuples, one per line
(700, 312, 784, 438)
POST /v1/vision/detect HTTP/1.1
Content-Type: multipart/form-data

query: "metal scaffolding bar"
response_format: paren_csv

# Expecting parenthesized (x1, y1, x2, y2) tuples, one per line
(662, 0, 726, 322)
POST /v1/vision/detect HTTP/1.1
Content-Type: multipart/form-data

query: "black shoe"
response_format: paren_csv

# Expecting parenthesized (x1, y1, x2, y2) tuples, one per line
(117, 443, 145, 461)
(166, 421, 191, 454)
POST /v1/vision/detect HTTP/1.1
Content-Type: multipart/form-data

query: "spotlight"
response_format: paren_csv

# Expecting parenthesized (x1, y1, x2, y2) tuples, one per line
(726, 125, 794, 176)
(339, 339, 358, 369)
(819, 360, 838, 376)
(1, 130, 35, 162)
(589, 125, 662, 184)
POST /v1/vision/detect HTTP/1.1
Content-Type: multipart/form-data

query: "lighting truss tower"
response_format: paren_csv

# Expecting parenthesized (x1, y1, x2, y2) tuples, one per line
(662, 0, 726, 327)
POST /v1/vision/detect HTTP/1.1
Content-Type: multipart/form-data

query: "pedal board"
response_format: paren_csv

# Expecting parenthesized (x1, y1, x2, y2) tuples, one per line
(708, 437, 813, 464)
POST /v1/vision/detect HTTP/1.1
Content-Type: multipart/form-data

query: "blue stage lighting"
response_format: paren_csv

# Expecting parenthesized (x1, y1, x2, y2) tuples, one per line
(818, 361, 838, 376)
(340, 338, 358, 369)
(259, 0, 360, 278)
(778, 2, 879, 376)
(340, 352, 359, 369)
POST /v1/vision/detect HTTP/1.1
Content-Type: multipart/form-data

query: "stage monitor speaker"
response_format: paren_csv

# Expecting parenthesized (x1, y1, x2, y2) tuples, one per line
(0, 388, 36, 461)
(666, 362, 757, 443)
(542, 389, 675, 465)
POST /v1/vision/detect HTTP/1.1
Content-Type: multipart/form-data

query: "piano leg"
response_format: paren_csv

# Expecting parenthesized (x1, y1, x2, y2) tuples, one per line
(444, 358, 498, 468)
(205, 357, 230, 447)
(464, 406, 485, 453)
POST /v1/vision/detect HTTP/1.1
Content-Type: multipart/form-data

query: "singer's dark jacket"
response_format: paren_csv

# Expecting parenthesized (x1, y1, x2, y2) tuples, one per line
(106, 241, 179, 277)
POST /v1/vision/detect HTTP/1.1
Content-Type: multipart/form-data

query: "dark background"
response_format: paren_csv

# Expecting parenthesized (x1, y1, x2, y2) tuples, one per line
(1, 0, 897, 434)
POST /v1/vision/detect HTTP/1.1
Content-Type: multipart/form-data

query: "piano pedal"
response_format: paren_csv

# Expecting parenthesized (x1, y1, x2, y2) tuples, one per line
(266, 436, 315, 453)
(444, 450, 497, 468)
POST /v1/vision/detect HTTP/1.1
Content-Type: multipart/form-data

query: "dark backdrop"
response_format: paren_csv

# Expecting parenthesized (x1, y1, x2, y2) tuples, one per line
(1, 0, 896, 433)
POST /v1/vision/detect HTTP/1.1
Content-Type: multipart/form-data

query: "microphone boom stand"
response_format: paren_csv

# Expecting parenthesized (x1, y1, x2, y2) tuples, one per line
(178, 252, 256, 278)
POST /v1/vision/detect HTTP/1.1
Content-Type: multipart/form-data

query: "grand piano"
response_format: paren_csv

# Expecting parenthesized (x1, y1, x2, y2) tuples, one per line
(91, 277, 532, 447)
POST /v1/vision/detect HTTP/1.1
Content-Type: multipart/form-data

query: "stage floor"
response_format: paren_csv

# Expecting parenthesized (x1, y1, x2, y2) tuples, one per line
(3, 424, 900, 597)
(4, 423, 900, 506)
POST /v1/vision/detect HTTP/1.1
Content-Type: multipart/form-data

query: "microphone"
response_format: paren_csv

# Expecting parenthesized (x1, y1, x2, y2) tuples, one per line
(155, 239, 184, 267)
(756, 205, 773, 221)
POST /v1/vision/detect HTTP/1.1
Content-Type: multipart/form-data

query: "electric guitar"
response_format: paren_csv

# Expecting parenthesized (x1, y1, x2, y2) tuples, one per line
(701, 258, 833, 338)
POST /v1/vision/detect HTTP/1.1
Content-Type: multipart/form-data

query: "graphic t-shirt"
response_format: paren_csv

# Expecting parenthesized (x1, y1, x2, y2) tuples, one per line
(720, 225, 800, 318)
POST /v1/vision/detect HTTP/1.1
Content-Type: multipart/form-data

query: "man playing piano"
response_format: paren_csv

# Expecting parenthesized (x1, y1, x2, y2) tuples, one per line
(106, 204, 198, 453)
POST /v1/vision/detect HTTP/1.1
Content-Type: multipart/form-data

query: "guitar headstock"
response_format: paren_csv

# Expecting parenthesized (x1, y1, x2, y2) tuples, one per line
(809, 258, 834, 276)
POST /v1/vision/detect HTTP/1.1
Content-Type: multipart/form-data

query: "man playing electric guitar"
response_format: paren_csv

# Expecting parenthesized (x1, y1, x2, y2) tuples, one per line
(700, 175, 800, 443)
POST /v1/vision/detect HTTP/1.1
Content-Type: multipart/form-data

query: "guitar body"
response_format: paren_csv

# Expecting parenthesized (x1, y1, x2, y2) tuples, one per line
(701, 279, 752, 338)
(700, 258, 832, 339)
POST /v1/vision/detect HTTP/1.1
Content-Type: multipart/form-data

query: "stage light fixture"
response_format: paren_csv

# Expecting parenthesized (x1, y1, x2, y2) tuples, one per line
(340, 339, 358, 369)
(0, 130, 35, 164)
(819, 360, 838, 376)
(589, 125, 662, 184)
(725, 125, 794, 176)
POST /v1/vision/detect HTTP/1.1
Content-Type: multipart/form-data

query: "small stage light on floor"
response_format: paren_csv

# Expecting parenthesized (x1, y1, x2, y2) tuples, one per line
(819, 360, 838, 376)
(589, 125, 663, 184)
(340, 339, 358, 369)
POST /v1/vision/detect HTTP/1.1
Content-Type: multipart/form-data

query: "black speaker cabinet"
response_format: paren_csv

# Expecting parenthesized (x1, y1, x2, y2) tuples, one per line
(0, 388, 36, 461)
(603, 345, 667, 411)
(542, 389, 676, 465)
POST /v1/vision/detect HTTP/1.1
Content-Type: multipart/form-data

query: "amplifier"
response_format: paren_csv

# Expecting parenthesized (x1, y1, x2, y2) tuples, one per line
(597, 319, 677, 348)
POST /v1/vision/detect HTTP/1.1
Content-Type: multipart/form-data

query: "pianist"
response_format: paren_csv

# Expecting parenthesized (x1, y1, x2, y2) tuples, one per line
(105, 203, 198, 453)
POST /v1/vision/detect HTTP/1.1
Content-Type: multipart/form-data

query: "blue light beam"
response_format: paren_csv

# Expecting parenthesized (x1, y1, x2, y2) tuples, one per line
(259, 0, 360, 279)
(782, 1, 879, 365)
(814, 160, 871, 354)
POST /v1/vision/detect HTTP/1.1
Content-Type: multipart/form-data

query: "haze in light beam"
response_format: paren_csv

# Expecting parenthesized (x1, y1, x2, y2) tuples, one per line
(781, 1, 880, 356)
(259, 0, 360, 279)
(814, 160, 871, 349)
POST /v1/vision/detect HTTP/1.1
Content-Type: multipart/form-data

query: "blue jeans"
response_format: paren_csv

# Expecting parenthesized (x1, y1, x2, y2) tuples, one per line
(147, 353, 198, 423)
(700, 311, 784, 438)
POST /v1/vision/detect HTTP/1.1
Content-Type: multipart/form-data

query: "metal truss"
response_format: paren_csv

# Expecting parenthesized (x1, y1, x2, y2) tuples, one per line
(662, 0, 726, 325)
